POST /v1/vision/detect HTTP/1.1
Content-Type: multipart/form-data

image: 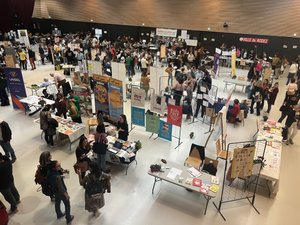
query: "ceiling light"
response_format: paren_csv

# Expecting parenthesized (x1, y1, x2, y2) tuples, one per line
(294, 33, 297, 36)
(208, 28, 211, 31)
(90, 19, 94, 22)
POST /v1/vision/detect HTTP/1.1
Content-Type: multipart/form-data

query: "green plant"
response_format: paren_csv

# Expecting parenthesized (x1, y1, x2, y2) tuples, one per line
(135, 140, 142, 150)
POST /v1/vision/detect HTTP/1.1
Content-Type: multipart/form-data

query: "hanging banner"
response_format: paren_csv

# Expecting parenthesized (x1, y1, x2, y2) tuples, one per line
(146, 113, 160, 134)
(213, 48, 221, 74)
(93, 74, 110, 115)
(181, 30, 187, 39)
(231, 50, 236, 77)
(108, 78, 123, 120)
(17, 29, 30, 47)
(150, 93, 166, 114)
(156, 28, 177, 37)
(131, 87, 145, 107)
(185, 39, 198, 47)
(231, 146, 255, 178)
(4, 68, 27, 110)
(167, 104, 183, 127)
(158, 120, 172, 141)
(131, 106, 145, 127)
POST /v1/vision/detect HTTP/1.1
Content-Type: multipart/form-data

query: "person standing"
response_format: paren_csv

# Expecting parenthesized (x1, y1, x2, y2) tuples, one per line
(66, 100, 82, 123)
(266, 82, 279, 113)
(28, 48, 36, 70)
(0, 68, 9, 106)
(18, 48, 27, 70)
(0, 120, 16, 163)
(40, 105, 54, 147)
(117, 114, 129, 141)
(50, 72, 66, 90)
(140, 73, 150, 100)
(93, 124, 108, 172)
(165, 64, 174, 86)
(39, 44, 45, 65)
(250, 80, 263, 116)
(0, 153, 20, 214)
(141, 54, 148, 75)
(287, 60, 298, 85)
(284, 105, 300, 145)
(48, 160, 74, 224)
(52, 93, 67, 119)
(68, 90, 81, 113)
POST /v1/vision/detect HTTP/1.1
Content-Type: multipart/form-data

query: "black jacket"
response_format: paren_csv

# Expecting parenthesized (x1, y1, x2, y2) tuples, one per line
(0, 155, 13, 189)
(285, 110, 297, 127)
(0, 121, 12, 142)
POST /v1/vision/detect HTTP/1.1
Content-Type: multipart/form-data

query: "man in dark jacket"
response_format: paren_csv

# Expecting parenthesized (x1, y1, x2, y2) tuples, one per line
(48, 160, 74, 224)
(0, 67, 9, 106)
(284, 105, 300, 145)
(0, 121, 16, 163)
(0, 153, 20, 214)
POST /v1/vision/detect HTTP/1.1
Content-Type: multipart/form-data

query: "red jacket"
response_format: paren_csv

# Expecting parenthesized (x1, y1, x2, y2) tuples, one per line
(230, 104, 240, 117)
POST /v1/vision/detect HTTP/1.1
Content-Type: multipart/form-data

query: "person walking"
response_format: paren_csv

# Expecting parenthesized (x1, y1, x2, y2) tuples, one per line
(40, 105, 55, 147)
(0, 120, 17, 163)
(48, 160, 74, 224)
(266, 82, 279, 113)
(39, 44, 45, 65)
(140, 73, 150, 100)
(18, 48, 27, 70)
(28, 48, 36, 70)
(286, 60, 298, 85)
(0, 153, 20, 214)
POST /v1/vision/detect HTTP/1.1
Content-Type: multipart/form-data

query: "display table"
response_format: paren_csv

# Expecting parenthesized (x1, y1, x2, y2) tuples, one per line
(54, 116, 86, 151)
(20, 95, 55, 116)
(148, 160, 219, 215)
(223, 78, 250, 92)
(26, 80, 55, 95)
(256, 120, 282, 198)
(61, 64, 76, 75)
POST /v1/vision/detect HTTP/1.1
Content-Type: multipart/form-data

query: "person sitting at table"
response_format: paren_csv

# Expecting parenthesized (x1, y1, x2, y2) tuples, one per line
(73, 72, 88, 89)
(52, 93, 67, 119)
(50, 72, 66, 90)
(66, 100, 82, 123)
(226, 99, 240, 121)
(117, 114, 129, 141)
(75, 135, 91, 179)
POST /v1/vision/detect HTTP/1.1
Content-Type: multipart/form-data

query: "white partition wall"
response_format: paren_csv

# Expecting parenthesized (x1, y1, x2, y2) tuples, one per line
(150, 66, 158, 94)
(118, 63, 127, 101)
(87, 60, 102, 75)
(111, 62, 119, 79)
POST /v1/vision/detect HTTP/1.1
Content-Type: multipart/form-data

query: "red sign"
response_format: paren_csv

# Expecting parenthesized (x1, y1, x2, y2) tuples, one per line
(167, 105, 183, 127)
(239, 37, 269, 44)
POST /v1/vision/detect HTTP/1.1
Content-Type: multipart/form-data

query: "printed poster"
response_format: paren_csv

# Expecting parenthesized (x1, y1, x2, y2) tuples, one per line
(167, 105, 183, 127)
(146, 113, 160, 134)
(4, 68, 27, 110)
(231, 146, 255, 178)
(150, 93, 166, 114)
(93, 74, 110, 115)
(131, 106, 145, 127)
(159, 120, 172, 141)
(108, 78, 123, 120)
(131, 87, 145, 107)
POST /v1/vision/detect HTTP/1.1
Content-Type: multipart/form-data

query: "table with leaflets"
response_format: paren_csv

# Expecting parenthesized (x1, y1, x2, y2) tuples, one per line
(148, 160, 220, 215)
(20, 95, 55, 116)
(256, 120, 282, 198)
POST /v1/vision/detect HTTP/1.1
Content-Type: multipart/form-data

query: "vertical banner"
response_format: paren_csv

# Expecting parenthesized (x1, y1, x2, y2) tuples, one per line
(17, 30, 30, 47)
(231, 49, 236, 77)
(231, 146, 255, 178)
(159, 120, 172, 141)
(150, 93, 166, 114)
(93, 74, 110, 115)
(131, 87, 145, 107)
(146, 113, 160, 134)
(4, 68, 27, 109)
(160, 45, 167, 59)
(213, 48, 221, 74)
(131, 106, 145, 126)
(108, 78, 123, 120)
(167, 105, 183, 127)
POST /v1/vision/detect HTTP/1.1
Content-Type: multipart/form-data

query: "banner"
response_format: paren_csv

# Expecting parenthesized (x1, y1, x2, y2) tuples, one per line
(159, 120, 172, 141)
(93, 74, 110, 115)
(156, 28, 177, 37)
(167, 105, 183, 127)
(131, 106, 145, 127)
(131, 87, 145, 107)
(150, 93, 166, 114)
(185, 39, 198, 47)
(160, 45, 167, 58)
(213, 48, 221, 74)
(108, 78, 123, 120)
(231, 50, 236, 77)
(4, 68, 27, 110)
(231, 146, 255, 178)
(146, 113, 160, 134)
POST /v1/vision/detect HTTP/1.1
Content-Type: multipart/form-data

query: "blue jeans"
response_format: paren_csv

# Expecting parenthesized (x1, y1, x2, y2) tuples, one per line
(97, 153, 106, 171)
(0, 181, 20, 211)
(55, 193, 71, 221)
(0, 141, 16, 160)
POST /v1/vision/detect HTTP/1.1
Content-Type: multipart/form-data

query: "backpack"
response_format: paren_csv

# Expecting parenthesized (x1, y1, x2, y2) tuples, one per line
(86, 174, 103, 197)
(34, 165, 54, 197)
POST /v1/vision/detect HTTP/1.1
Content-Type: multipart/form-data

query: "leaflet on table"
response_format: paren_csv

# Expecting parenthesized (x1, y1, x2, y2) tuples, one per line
(187, 167, 202, 177)
(166, 168, 182, 180)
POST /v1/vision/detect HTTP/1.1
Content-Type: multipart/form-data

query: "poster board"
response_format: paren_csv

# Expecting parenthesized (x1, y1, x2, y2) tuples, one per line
(88, 60, 102, 76)
(4, 68, 27, 110)
(150, 93, 166, 114)
(93, 74, 110, 115)
(131, 87, 145, 107)
(131, 106, 145, 127)
(231, 146, 255, 178)
(108, 78, 123, 120)
(167, 104, 183, 127)
(17, 29, 30, 47)
(146, 113, 160, 134)
(158, 120, 172, 141)
(160, 45, 167, 58)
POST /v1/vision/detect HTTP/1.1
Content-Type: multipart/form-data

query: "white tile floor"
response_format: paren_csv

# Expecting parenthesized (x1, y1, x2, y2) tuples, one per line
(1, 63, 299, 225)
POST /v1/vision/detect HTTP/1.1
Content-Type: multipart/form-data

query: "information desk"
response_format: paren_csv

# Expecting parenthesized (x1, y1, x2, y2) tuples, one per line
(20, 95, 55, 116)
(88, 135, 138, 175)
(256, 120, 282, 198)
(54, 116, 86, 151)
(148, 160, 219, 215)
(223, 78, 250, 92)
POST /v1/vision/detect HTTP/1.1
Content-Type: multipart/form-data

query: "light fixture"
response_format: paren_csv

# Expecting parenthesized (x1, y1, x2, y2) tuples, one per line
(294, 33, 297, 36)
(48, 15, 51, 19)
(90, 19, 94, 22)
(142, 23, 145, 26)
(208, 27, 211, 31)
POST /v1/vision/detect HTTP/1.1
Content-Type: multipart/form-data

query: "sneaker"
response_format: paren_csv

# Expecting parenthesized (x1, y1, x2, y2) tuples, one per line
(285, 141, 289, 145)
(57, 213, 65, 219)
(289, 139, 294, 144)
(66, 215, 74, 224)
(11, 158, 16, 163)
